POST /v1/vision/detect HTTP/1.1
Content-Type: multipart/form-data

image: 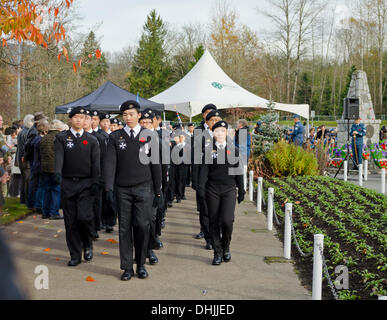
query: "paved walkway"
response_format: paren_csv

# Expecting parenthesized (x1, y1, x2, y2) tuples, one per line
(1, 188, 311, 300)
(333, 172, 386, 194)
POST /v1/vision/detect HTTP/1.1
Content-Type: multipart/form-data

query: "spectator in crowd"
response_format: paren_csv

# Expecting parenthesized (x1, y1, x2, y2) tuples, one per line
(380, 126, 387, 141)
(7, 126, 22, 197)
(28, 119, 49, 214)
(254, 120, 263, 135)
(40, 120, 66, 219)
(15, 114, 34, 205)
(309, 127, 316, 148)
(316, 124, 327, 141)
(234, 119, 251, 165)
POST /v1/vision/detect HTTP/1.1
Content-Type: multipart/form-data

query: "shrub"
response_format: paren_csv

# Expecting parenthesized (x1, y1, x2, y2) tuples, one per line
(267, 140, 319, 177)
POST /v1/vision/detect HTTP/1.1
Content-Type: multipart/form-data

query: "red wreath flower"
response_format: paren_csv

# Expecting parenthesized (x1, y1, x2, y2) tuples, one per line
(83, 140, 88, 145)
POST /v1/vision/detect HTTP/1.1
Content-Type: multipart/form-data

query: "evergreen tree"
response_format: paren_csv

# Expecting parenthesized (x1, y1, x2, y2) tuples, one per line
(339, 65, 357, 114)
(296, 72, 312, 105)
(80, 31, 108, 93)
(187, 44, 204, 71)
(128, 10, 171, 98)
(252, 101, 283, 157)
(321, 77, 332, 115)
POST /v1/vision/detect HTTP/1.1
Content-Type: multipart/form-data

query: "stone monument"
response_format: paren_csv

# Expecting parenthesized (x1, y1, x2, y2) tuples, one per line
(337, 70, 381, 147)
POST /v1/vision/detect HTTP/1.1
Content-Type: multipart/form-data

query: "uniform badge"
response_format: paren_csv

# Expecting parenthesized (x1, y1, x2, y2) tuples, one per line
(205, 139, 211, 147)
(66, 141, 74, 149)
(119, 142, 127, 150)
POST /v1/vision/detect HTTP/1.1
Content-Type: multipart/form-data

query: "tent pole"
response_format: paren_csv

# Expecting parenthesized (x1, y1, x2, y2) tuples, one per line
(163, 112, 166, 122)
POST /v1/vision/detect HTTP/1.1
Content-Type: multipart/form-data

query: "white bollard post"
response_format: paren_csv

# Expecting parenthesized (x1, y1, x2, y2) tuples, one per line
(359, 164, 363, 187)
(364, 160, 368, 181)
(249, 171, 254, 201)
(343, 161, 348, 182)
(284, 203, 292, 259)
(382, 169, 386, 194)
(243, 165, 247, 192)
(257, 177, 263, 212)
(267, 188, 274, 231)
(312, 234, 324, 300)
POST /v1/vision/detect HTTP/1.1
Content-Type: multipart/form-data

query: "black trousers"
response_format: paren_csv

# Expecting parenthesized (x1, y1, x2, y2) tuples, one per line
(116, 183, 153, 271)
(62, 183, 95, 261)
(197, 192, 211, 243)
(148, 207, 158, 251)
(155, 192, 165, 236)
(186, 165, 192, 186)
(174, 164, 188, 200)
(167, 165, 175, 203)
(205, 183, 236, 256)
(92, 187, 103, 231)
(102, 190, 117, 227)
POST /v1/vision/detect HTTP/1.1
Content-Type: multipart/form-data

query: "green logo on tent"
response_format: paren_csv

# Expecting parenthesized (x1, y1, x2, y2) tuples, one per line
(211, 82, 223, 90)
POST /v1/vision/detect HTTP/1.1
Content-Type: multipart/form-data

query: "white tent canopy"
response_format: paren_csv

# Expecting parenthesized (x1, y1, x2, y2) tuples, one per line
(150, 50, 309, 120)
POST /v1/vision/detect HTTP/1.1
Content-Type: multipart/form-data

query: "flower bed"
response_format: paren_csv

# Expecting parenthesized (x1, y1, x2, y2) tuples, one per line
(329, 140, 387, 170)
(262, 176, 386, 300)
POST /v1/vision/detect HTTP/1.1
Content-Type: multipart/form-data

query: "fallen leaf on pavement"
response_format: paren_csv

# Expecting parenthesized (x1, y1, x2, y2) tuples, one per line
(44, 248, 51, 252)
(101, 251, 109, 255)
(106, 239, 118, 244)
(55, 258, 60, 261)
(86, 276, 95, 282)
(53, 235, 58, 238)
(33, 216, 37, 219)
(17, 221, 24, 224)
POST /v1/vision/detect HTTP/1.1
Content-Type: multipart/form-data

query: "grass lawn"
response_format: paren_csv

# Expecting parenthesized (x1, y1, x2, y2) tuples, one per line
(0, 197, 31, 225)
(261, 176, 386, 300)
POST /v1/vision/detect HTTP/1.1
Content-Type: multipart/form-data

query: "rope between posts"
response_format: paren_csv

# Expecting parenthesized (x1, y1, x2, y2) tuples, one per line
(272, 202, 282, 226)
(289, 213, 313, 257)
(318, 244, 340, 300)
(258, 183, 266, 207)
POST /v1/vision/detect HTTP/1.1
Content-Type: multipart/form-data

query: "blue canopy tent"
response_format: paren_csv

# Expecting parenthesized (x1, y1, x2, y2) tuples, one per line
(55, 81, 164, 114)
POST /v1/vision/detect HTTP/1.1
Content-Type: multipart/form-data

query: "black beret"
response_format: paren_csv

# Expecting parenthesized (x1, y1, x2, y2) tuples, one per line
(110, 118, 119, 124)
(206, 110, 221, 121)
(142, 108, 156, 119)
(68, 106, 87, 118)
(202, 104, 217, 114)
(212, 120, 228, 131)
(90, 110, 100, 117)
(120, 100, 140, 112)
(188, 123, 194, 127)
(99, 113, 110, 121)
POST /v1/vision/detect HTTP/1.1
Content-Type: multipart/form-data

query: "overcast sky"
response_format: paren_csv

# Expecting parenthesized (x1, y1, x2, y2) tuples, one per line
(76, 0, 352, 53)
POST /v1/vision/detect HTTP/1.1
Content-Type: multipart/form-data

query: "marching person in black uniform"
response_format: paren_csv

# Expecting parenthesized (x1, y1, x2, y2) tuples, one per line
(198, 120, 245, 265)
(139, 108, 160, 265)
(96, 112, 117, 232)
(110, 118, 119, 132)
(185, 123, 195, 188)
(54, 107, 101, 267)
(104, 100, 162, 281)
(192, 105, 221, 250)
(171, 124, 190, 202)
(153, 111, 169, 233)
(99, 113, 112, 135)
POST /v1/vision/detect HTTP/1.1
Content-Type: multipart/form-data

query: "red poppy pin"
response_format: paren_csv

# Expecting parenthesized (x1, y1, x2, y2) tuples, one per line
(140, 138, 146, 143)
(83, 140, 88, 145)
(227, 150, 231, 155)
